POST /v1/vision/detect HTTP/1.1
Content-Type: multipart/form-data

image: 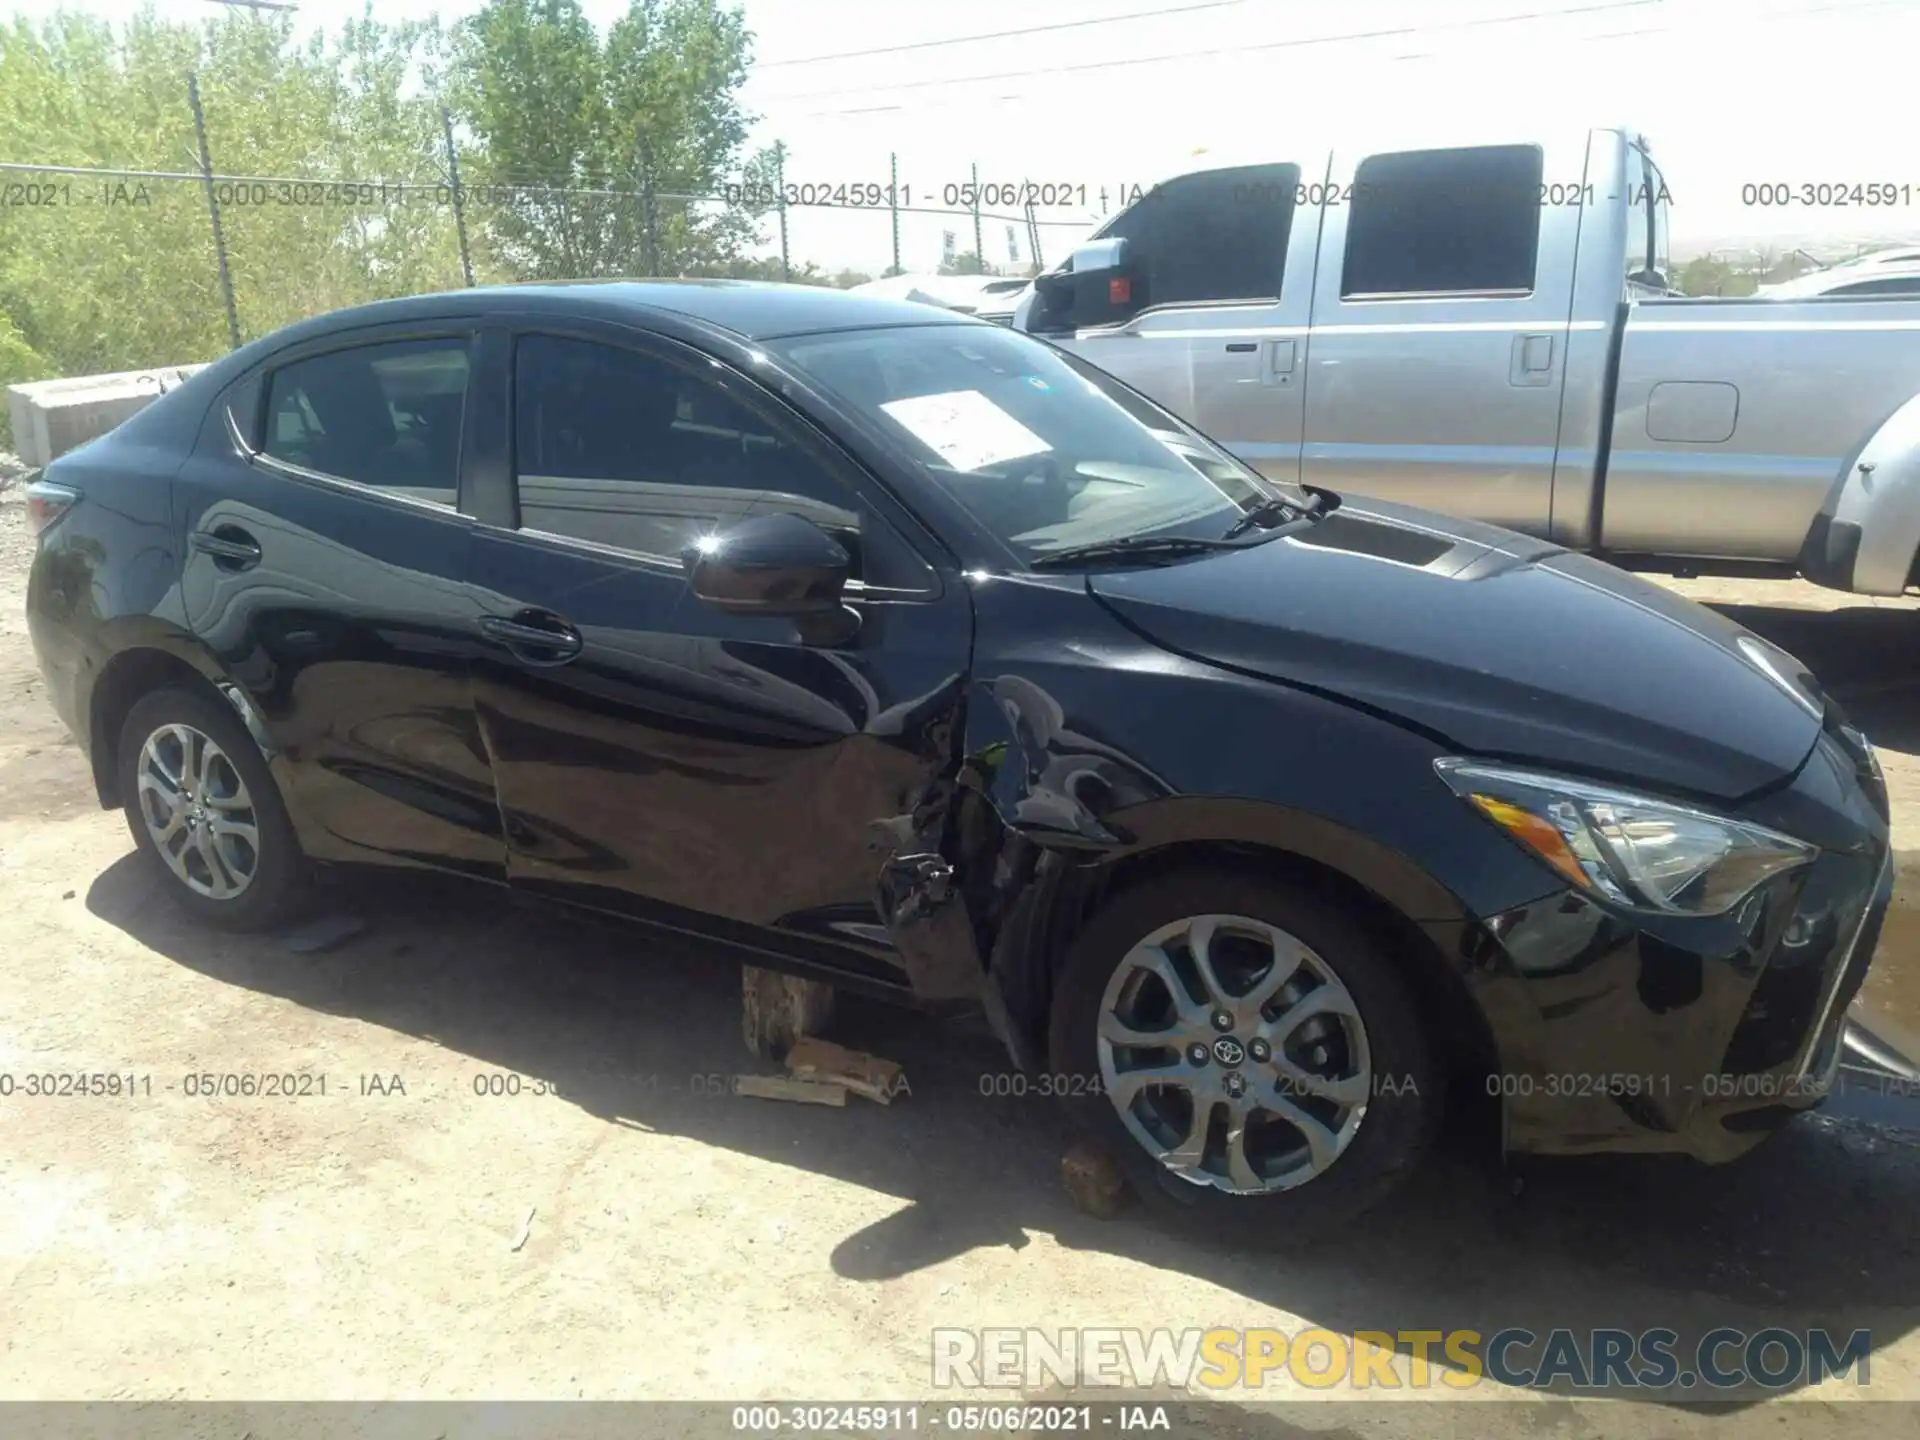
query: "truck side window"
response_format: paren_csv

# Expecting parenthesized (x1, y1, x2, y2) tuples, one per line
(1341, 145, 1543, 298)
(1104, 163, 1300, 308)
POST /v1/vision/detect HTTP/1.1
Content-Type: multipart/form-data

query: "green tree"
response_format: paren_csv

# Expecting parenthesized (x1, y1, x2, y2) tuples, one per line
(1676, 255, 1752, 297)
(0, 0, 778, 441)
(456, 0, 774, 280)
(0, 5, 466, 421)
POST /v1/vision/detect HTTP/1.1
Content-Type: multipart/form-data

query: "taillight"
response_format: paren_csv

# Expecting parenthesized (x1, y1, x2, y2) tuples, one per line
(24, 479, 80, 537)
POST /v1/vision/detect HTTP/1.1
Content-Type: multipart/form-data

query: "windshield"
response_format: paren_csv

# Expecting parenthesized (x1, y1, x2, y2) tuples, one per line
(767, 324, 1310, 564)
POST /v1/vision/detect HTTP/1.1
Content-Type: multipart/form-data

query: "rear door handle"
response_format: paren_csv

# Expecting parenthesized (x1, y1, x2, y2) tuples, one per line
(480, 612, 584, 665)
(189, 526, 262, 570)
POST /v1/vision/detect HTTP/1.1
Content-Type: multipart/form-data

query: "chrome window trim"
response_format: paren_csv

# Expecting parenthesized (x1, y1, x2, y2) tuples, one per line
(244, 448, 462, 517)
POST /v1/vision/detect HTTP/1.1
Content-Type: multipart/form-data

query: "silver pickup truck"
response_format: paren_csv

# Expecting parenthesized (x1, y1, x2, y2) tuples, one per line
(1012, 125, 1920, 595)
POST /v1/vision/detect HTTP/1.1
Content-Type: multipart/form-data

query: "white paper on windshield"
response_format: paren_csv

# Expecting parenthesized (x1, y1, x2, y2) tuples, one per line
(879, 389, 1053, 472)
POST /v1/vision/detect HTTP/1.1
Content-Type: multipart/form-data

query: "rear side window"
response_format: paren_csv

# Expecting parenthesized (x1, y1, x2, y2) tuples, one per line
(1342, 145, 1543, 298)
(262, 338, 470, 506)
(1102, 163, 1300, 308)
(512, 333, 865, 567)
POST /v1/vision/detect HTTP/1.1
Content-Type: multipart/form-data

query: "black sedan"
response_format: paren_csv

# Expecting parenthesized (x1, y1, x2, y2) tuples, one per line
(24, 281, 1892, 1235)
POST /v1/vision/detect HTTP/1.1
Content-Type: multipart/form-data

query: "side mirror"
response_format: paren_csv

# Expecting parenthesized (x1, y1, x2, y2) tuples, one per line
(684, 510, 851, 617)
(1067, 236, 1140, 326)
(1028, 237, 1140, 333)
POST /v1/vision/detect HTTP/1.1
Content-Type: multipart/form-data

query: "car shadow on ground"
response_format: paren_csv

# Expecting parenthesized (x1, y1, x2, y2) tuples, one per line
(86, 840, 1920, 1408)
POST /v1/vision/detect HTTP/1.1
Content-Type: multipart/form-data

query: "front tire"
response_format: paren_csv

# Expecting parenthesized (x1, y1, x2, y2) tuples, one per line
(1048, 868, 1437, 1240)
(117, 686, 308, 932)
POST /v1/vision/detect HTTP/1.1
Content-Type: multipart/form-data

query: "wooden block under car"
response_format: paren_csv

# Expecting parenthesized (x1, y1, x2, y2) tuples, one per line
(784, 1035, 906, 1104)
(741, 965, 836, 1060)
(732, 1074, 849, 1107)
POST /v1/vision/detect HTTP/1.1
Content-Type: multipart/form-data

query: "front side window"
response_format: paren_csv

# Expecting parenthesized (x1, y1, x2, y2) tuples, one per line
(769, 323, 1304, 564)
(512, 333, 864, 567)
(1342, 145, 1543, 298)
(1099, 163, 1301, 311)
(262, 337, 471, 505)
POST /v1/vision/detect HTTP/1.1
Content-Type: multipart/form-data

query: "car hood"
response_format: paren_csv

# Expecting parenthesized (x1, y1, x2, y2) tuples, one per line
(1087, 497, 1825, 802)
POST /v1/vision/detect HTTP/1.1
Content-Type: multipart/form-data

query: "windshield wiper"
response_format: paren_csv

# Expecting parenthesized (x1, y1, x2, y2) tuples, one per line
(1220, 490, 1325, 541)
(1029, 534, 1254, 570)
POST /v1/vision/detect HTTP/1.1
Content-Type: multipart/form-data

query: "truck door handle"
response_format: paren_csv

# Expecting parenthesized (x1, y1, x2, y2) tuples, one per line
(1509, 334, 1556, 387)
(1268, 339, 1296, 375)
(189, 526, 262, 570)
(480, 611, 584, 665)
(1226, 342, 1257, 353)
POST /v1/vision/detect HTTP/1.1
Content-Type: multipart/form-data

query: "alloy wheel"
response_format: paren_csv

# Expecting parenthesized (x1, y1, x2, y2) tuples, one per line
(135, 722, 261, 901)
(1096, 912, 1372, 1194)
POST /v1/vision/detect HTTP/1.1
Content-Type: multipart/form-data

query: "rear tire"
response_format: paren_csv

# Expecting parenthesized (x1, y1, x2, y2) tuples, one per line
(117, 686, 309, 932)
(1048, 868, 1437, 1242)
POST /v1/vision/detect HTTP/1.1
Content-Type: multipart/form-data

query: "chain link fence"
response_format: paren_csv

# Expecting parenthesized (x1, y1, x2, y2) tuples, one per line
(0, 76, 1105, 392)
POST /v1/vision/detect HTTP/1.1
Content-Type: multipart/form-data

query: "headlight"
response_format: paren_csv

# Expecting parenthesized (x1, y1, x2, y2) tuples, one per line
(1434, 759, 1816, 917)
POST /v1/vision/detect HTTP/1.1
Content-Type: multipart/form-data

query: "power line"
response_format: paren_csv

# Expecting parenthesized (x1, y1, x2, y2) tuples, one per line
(752, 0, 1253, 70)
(756, 0, 1666, 104)
(783, 0, 1907, 116)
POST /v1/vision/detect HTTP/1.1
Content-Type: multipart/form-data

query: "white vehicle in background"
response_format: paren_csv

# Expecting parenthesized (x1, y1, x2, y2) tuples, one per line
(1758, 255, 1920, 298)
(849, 273, 1031, 323)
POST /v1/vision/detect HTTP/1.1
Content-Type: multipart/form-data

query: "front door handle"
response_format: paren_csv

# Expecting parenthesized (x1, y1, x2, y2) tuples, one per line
(1509, 333, 1556, 387)
(480, 611, 584, 665)
(189, 526, 262, 570)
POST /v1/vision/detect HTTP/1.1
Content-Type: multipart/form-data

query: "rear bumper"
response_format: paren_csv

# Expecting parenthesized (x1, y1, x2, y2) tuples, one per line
(25, 551, 90, 757)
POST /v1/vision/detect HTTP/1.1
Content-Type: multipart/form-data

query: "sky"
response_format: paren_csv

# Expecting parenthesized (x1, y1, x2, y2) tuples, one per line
(13, 0, 1920, 274)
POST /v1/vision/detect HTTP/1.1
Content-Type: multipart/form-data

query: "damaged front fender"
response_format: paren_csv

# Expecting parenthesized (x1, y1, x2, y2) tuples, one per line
(869, 655, 1176, 1061)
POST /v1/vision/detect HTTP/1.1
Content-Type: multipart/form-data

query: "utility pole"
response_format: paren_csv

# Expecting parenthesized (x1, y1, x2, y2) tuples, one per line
(186, 72, 242, 350)
(970, 160, 983, 272)
(635, 127, 659, 276)
(774, 141, 790, 281)
(888, 152, 901, 276)
(441, 109, 474, 288)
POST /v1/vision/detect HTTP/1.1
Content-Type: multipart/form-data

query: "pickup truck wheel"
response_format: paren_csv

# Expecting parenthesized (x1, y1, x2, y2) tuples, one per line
(116, 687, 309, 932)
(1048, 869, 1437, 1240)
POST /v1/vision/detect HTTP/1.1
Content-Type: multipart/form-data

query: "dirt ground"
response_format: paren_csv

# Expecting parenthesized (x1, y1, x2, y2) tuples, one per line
(4, 474, 1920, 1434)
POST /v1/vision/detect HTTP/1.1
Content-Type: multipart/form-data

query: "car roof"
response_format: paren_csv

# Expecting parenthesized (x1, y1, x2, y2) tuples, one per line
(1763, 265, 1920, 297)
(301, 279, 985, 343)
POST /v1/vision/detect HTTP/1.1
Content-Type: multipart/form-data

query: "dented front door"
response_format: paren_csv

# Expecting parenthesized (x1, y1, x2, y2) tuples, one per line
(469, 323, 976, 994)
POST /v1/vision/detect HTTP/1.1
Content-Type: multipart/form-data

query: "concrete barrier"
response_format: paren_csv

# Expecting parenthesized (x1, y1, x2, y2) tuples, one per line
(7, 365, 209, 467)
